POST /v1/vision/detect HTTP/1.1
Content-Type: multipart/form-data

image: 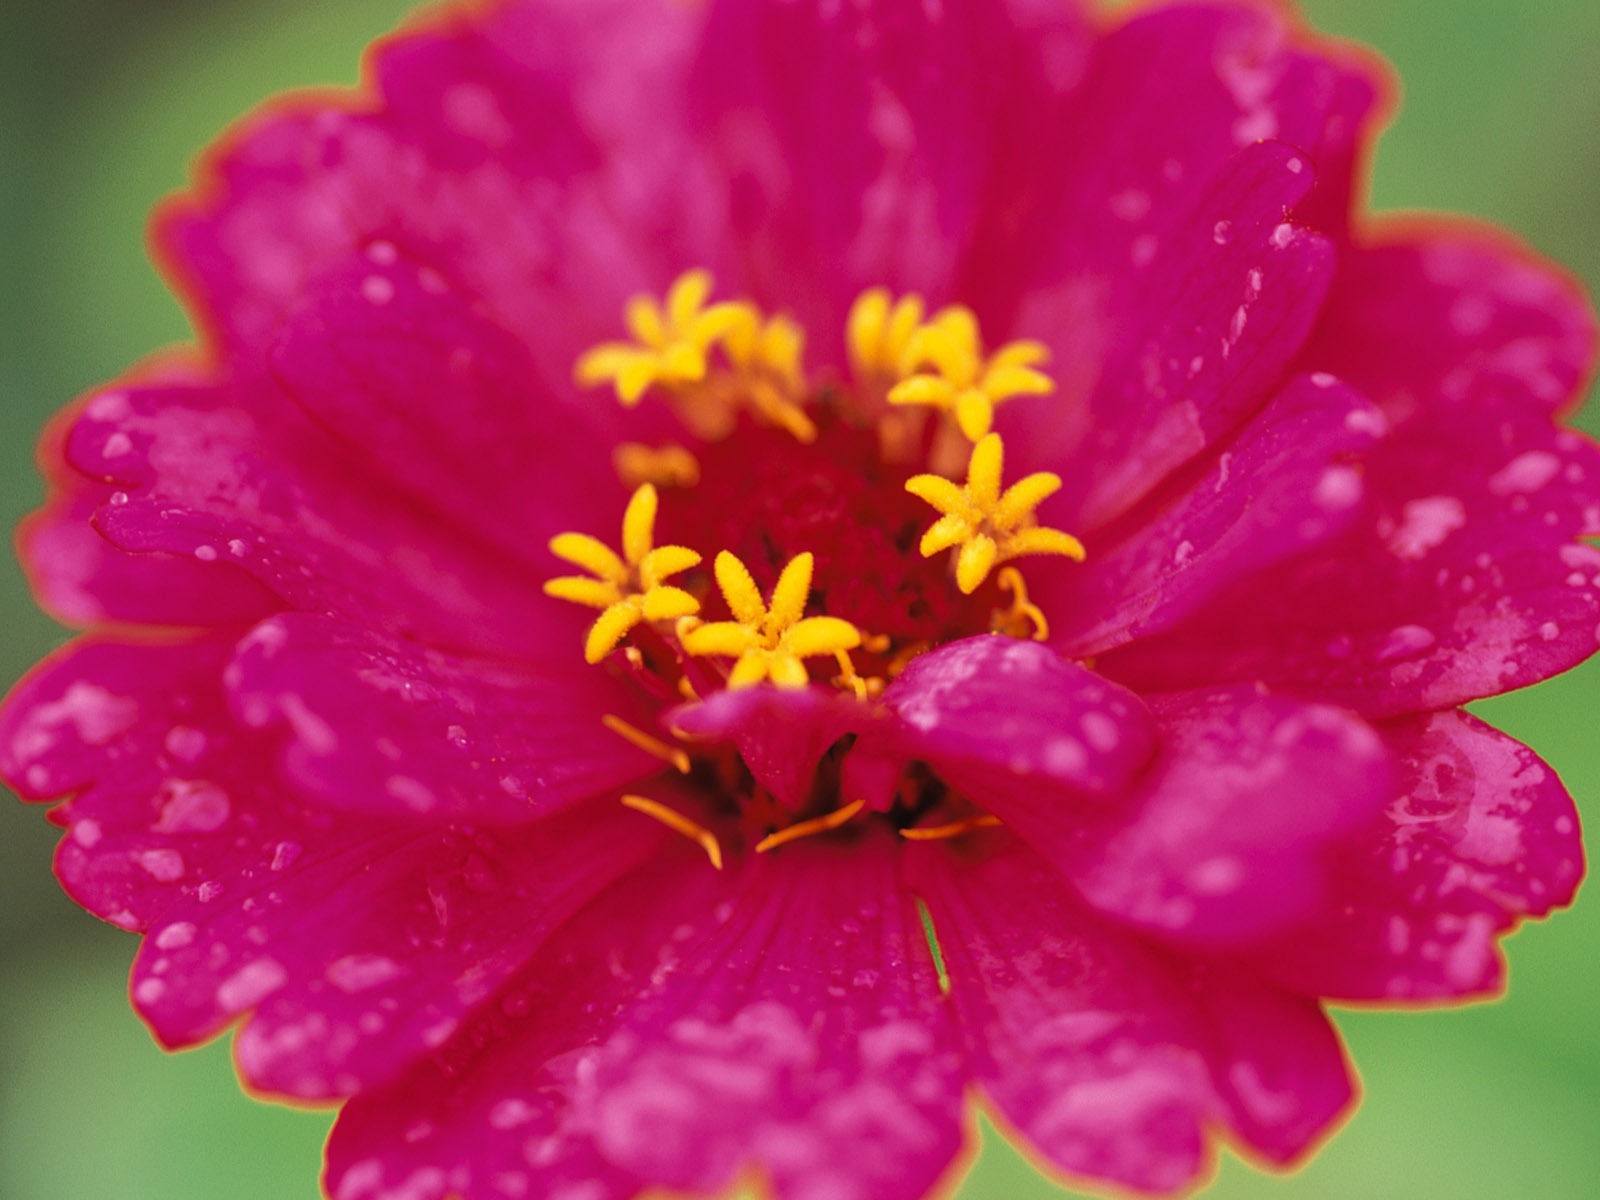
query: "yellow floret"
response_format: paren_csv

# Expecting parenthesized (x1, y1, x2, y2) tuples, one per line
(905, 433, 1085, 594)
(681, 551, 862, 689)
(543, 484, 703, 663)
(887, 305, 1055, 441)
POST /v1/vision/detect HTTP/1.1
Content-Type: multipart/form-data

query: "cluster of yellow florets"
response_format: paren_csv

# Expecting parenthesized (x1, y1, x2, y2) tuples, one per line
(549, 270, 1084, 696)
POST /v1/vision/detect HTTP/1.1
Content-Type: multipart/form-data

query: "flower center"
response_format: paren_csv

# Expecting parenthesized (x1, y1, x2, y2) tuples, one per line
(546, 271, 1087, 861)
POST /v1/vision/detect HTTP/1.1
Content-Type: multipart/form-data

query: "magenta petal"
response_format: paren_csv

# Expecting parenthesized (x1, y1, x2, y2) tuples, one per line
(1004, 688, 1392, 945)
(64, 378, 564, 658)
(226, 613, 655, 821)
(909, 839, 1352, 1193)
(1, 636, 243, 927)
(0, 633, 670, 1090)
(328, 834, 963, 1200)
(972, 0, 1381, 325)
(1251, 709, 1583, 1000)
(20, 480, 277, 630)
(881, 636, 1156, 803)
(225, 798, 664, 1097)
(693, 0, 1090, 342)
(1013, 141, 1336, 529)
(1103, 228, 1600, 714)
(670, 685, 880, 810)
(1049, 372, 1383, 656)
(269, 247, 625, 556)
(160, 0, 719, 381)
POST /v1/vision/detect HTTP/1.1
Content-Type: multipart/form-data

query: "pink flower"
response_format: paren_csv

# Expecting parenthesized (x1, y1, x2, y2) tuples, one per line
(3, 1, 1594, 1197)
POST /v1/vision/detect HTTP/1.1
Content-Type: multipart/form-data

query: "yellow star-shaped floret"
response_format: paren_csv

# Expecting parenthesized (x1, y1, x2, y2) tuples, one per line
(574, 270, 746, 405)
(681, 551, 862, 689)
(544, 484, 702, 663)
(906, 432, 1086, 594)
(722, 307, 817, 443)
(847, 287, 926, 383)
(887, 305, 1054, 441)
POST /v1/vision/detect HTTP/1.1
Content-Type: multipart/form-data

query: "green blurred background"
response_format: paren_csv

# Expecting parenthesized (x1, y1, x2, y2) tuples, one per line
(2, 1, 1597, 1196)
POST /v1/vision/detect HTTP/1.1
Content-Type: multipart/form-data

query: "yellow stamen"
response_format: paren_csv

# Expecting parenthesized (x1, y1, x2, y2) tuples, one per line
(899, 814, 1003, 842)
(754, 799, 868, 854)
(681, 551, 863, 690)
(601, 714, 691, 775)
(906, 433, 1085, 594)
(544, 483, 703, 662)
(575, 270, 747, 406)
(614, 442, 701, 489)
(621, 794, 724, 870)
(886, 305, 1055, 441)
(994, 566, 1050, 641)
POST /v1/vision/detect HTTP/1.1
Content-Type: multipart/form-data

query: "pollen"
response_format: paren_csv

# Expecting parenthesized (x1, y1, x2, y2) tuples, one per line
(543, 483, 703, 663)
(887, 305, 1055, 441)
(681, 551, 863, 689)
(906, 432, 1086, 594)
(574, 269, 746, 405)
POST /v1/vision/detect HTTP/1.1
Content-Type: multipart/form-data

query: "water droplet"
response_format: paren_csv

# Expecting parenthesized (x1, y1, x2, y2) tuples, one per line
(136, 848, 186, 882)
(154, 921, 197, 951)
(361, 275, 395, 305)
(1212, 220, 1233, 245)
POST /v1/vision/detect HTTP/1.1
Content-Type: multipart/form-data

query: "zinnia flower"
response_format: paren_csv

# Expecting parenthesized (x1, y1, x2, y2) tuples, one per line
(4, 1, 1594, 1197)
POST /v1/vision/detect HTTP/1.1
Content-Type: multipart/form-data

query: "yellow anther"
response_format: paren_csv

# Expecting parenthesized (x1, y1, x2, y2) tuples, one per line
(574, 269, 746, 405)
(887, 305, 1054, 441)
(621, 794, 724, 870)
(601, 714, 692, 775)
(994, 566, 1050, 641)
(754, 799, 868, 854)
(906, 432, 1085, 594)
(614, 442, 701, 489)
(848, 288, 927, 382)
(681, 551, 863, 690)
(899, 814, 1003, 842)
(544, 483, 703, 663)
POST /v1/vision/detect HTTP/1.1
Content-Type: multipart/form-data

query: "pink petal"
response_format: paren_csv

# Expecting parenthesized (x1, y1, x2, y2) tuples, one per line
(0, 634, 670, 1092)
(328, 834, 964, 1200)
(969, 0, 1384, 336)
(1102, 226, 1600, 714)
(909, 838, 1352, 1193)
(226, 613, 656, 822)
(159, 0, 721, 387)
(693, 0, 1091, 345)
(1251, 709, 1583, 1001)
(1009, 141, 1337, 530)
(64, 377, 570, 658)
(1048, 372, 1384, 656)
(268, 246, 626, 556)
(20, 480, 277, 630)
(988, 687, 1392, 945)
(880, 636, 1157, 803)
(670, 685, 881, 810)
(1, 634, 298, 938)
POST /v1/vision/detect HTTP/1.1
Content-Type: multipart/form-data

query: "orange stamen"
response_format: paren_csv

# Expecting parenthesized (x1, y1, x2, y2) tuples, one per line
(603, 713, 691, 774)
(754, 799, 868, 854)
(899, 814, 1003, 842)
(620, 794, 724, 870)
